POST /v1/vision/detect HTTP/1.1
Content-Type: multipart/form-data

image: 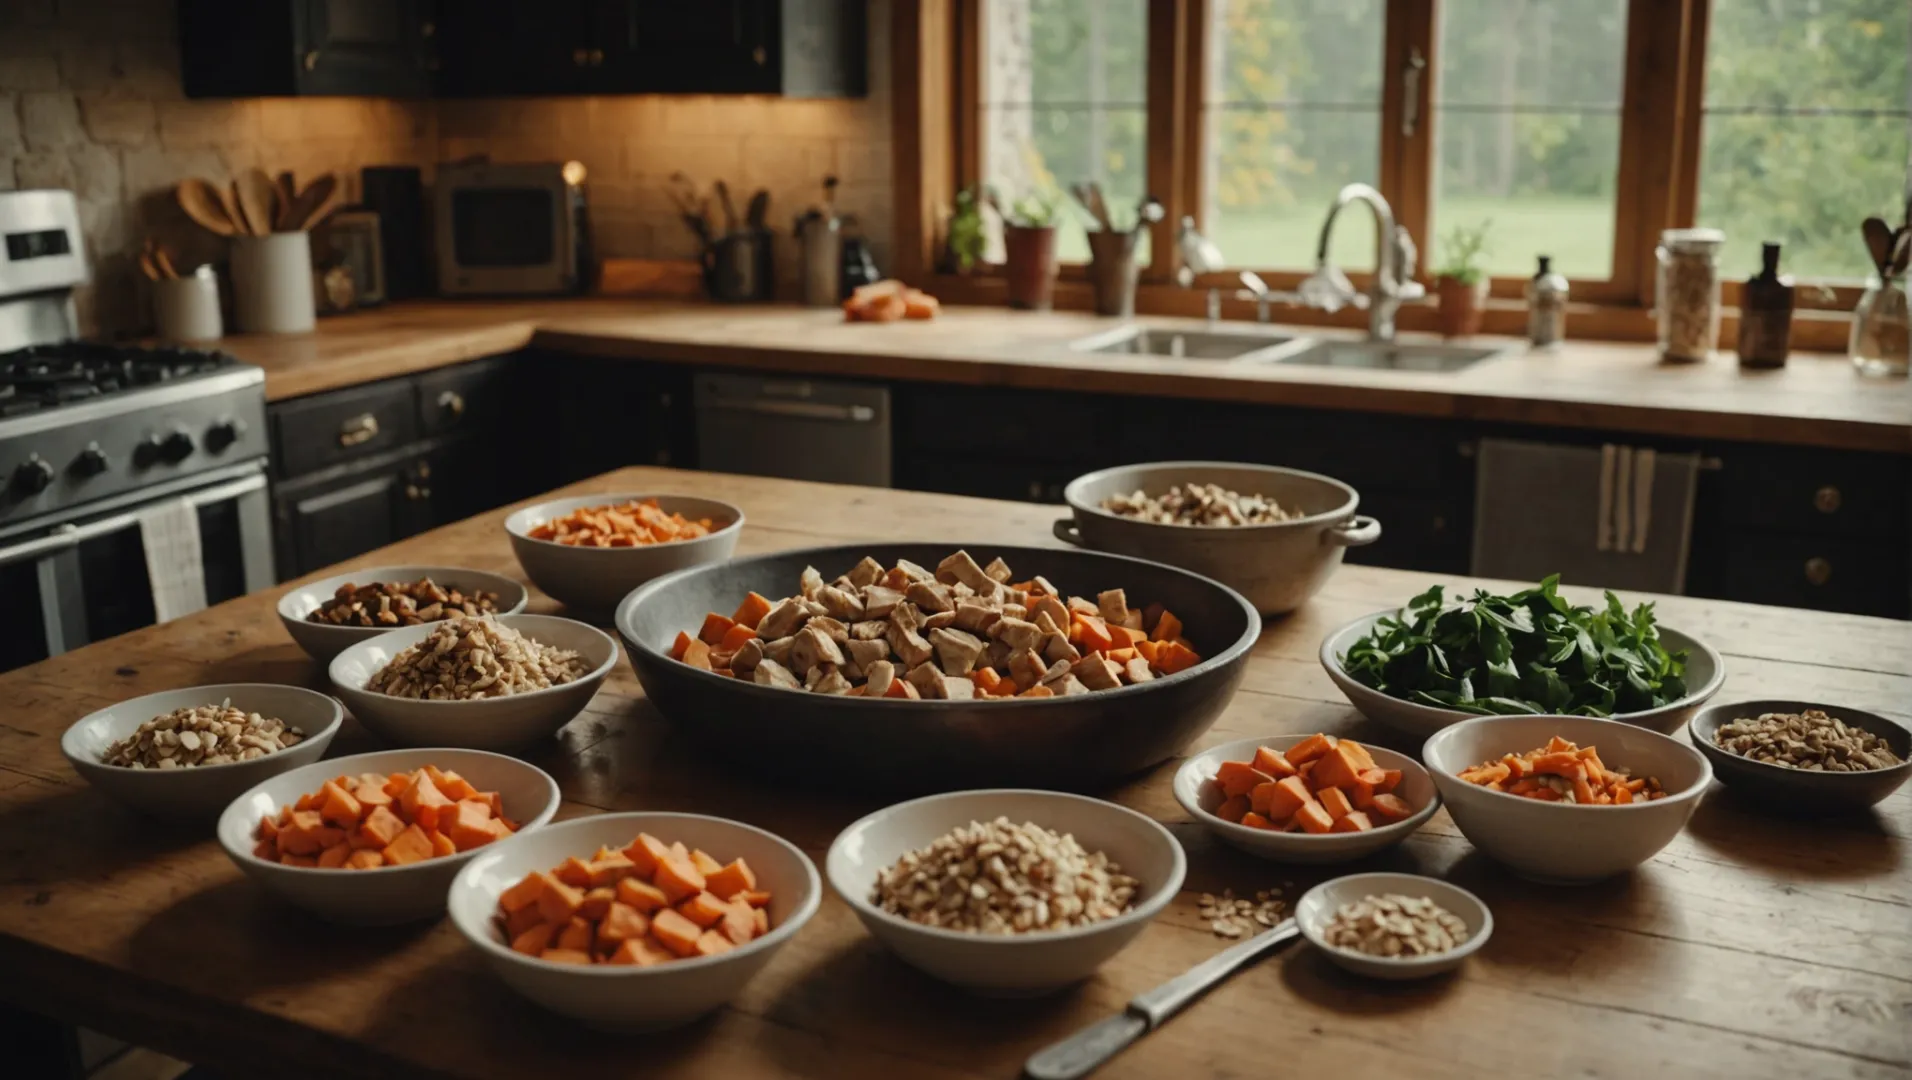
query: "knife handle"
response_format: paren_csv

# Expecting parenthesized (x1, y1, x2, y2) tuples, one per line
(1130, 919, 1300, 1025)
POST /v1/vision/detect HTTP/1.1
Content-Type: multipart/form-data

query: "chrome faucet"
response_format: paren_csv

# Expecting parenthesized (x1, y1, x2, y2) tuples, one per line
(1297, 183, 1425, 342)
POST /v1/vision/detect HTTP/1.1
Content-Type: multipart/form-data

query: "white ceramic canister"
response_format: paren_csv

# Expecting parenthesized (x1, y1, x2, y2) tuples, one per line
(153, 266, 224, 342)
(231, 231, 316, 334)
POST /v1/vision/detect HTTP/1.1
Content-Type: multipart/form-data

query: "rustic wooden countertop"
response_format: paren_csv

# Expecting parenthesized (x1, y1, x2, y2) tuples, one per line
(220, 300, 1912, 454)
(2, 468, 1907, 1078)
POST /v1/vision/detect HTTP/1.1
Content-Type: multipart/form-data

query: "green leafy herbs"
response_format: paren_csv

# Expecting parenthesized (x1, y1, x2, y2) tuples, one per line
(1339, 575, 1688, 717)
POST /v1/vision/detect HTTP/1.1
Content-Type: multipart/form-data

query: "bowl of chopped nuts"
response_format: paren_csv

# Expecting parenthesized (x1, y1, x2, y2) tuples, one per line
(505, 494, 743, 614)
(1689, 700, 1911, 814)
(61, 683, 343, 820)
(825, 789, 1186, 995)
(1295, 872, 1492, 980)
(1057, 461, 1379, 616)
(328, 614, 619, 752)
(278, 565, 529, 665)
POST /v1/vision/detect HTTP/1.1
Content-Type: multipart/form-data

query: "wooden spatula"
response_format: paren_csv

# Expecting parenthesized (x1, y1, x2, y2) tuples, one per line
(235, 169, 280, 236)
(175, 178, 238, 237)
(285, 173, 339, 231)
(1861, 217, 1894, 276)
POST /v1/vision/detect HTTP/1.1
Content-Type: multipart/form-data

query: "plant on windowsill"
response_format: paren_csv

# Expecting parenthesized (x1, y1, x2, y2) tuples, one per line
(1435, 220, 1493, 338)
(999, 187, 1064, 310)
(943, 186, 988, 275)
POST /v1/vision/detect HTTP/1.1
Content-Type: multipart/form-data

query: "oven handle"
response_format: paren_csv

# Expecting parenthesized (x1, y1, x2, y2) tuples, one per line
(0, 472, 269, 570)
(702, 399, 877, 423)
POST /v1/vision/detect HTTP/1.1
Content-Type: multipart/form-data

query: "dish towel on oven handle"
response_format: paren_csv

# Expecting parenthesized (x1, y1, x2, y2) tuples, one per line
(1471, 438, 1699, 594)
(138, 497, 209, 623)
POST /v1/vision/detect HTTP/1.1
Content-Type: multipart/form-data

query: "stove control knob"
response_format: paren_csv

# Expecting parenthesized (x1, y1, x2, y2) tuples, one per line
(133, 434, 162, 468)
(205, 417, 246, 454)
(159, 428, 195, 464)
(71, 444, 110, 478)
(11, 456, 55, 496)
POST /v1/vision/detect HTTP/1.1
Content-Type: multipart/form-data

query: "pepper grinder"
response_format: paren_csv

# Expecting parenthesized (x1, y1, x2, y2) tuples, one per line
(1525, 254, 1568, 347)
(1737, 241, 1794, 369)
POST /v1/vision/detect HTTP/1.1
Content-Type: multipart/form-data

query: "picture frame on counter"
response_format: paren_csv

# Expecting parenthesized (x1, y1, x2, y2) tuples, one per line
(317, 210, 385, 309)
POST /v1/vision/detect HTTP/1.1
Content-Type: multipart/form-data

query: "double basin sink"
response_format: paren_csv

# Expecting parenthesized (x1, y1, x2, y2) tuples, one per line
(1068, 325, 1506, 372)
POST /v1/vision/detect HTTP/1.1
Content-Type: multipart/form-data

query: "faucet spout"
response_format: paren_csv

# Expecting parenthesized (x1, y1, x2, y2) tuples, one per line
(1305, 182, 1424, 342)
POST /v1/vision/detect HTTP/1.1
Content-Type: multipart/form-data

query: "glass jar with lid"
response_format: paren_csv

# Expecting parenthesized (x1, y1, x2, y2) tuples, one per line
(1656, 227, 1724, 362)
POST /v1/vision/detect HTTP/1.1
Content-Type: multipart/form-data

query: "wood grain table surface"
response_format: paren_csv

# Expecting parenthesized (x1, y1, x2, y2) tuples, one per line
(1, 468, 1907, 1079)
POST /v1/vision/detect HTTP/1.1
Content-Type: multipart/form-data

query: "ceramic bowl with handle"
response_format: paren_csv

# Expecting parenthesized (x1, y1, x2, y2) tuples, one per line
(1055, 461, 1379, 615)
(505, 493, 743, 614)
(277, 564, 529, 664)
(1688, 699, 1912, 814)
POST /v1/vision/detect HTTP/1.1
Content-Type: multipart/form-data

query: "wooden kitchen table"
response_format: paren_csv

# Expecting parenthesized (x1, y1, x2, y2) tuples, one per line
(2, 468, 1907, 1079)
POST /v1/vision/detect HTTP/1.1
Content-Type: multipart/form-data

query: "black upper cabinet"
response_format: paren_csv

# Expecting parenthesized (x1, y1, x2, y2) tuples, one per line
(179, 0, 438, 98)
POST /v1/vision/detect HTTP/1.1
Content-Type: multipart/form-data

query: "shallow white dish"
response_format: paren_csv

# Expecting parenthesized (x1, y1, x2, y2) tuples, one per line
(1294, 872, 1492, 980)
(504, 493, 743, 613)
(328, 614, 618, 752)
(826, 789, 1186, 995)
(447, 811, 820, 1032)
(216, 747, 560, 925)
(1172, 734, 1439, 863)
(1321, 610, 1724, 737)
(61, 683, 343, 820)
(277, 564, 529, 665)
(1422, 715, 1711, 883)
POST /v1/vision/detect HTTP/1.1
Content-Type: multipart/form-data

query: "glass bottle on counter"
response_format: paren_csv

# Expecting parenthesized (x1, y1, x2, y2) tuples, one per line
(1850, 272, 1909, 377)
(1736, 241, 1794, 369)
(1525, 255, 1568, 348)
(1655, 228, 1724, 362)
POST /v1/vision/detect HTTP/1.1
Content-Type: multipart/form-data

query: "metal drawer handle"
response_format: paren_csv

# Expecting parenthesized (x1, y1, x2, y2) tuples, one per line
(1814, 486, 1841, 514)
(1804, 557, 1832, 586)
(338, 413, 380, 446)
(705, 399, 876, 423)
(438, 390, 466, 419)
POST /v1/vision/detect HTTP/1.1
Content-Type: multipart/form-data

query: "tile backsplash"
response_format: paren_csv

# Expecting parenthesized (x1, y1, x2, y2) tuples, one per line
(0, 0, 892, 339)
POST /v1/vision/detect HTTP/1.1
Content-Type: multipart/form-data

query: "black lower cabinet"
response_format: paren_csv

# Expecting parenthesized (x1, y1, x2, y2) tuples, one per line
(273, 452, 430, 578)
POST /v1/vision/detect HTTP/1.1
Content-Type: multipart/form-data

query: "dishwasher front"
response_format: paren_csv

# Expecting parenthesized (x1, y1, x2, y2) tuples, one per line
(693, 372, 892, 487)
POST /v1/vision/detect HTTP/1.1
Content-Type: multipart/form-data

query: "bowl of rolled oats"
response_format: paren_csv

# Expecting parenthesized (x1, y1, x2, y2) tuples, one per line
(825, 789, 1185, 994)
(278, 565, 529, 665)
(1689, 700, 1911, 814)
(1295, 872, 1491, 980)
(61, 683, 343, 819)
(329, 614, 618, 752)
(1057, 461, 1380, 615)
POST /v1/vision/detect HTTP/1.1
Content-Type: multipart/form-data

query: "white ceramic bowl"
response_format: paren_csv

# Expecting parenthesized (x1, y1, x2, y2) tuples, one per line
(826, 789, 1186, 995)
(1172, 734, 1439, 863)
(1295, 872, 1492, 980)
(505, 493, 743, 613)
(1422, 715, 1712, 883)
(328, 614, 618, 752)
(61, 683, 343, 820)
(1321, 610, 1724, 737)
(447, 811, 820, 1032)
(277, 565, 529, 664)
(216, 748, 560, 925)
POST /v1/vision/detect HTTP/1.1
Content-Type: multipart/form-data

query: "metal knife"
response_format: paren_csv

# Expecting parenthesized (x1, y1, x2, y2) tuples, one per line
(1023, 919, 1300, 1080)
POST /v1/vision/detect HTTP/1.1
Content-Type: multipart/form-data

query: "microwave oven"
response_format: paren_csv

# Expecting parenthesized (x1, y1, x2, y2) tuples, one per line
(434, 161, 592, 295)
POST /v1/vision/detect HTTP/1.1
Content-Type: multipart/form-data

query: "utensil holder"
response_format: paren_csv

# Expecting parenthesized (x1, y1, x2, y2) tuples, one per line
(231, 232, 315, 334)
(1086, 231, 1140, 317)
(152, 270, 223, 342)
(706, 230, 775, 303)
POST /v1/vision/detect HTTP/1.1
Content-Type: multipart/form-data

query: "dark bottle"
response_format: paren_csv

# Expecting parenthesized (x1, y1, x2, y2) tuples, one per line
(1737, 241, 1794, 369)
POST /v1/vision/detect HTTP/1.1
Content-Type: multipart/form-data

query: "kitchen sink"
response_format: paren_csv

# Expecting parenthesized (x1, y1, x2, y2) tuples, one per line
(1070, 325, 1298, 361)
(1274, 340, 1505, 372)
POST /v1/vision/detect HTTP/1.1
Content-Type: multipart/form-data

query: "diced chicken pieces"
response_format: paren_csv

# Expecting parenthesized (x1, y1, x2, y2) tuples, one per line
(1054, 674, 1090, 696)
(1008, 648, 1048, 690)
(982, 556, 1014, 584)
(798, 566, 825, 599)
(730, 638, 765, 676)
(1038, 658, 1075, 687)
(905, 580, 954, 614)
(1097, 589, 1129, 625)
(1029, 575, 1058, 597)
(982, 640, 1012, 671)
(863, 659, 896, 698)
(800, 598, 830, 618)
(1001, 602, 1028, 621)
(1028, 595, 1070, 634)
(889, 601, 924, 633)
(806, 615, 849, 643)
(849, 619, 889, 640)
(935, 550, 996, 593)
(816, 584, 865, 620)
(887, 622, 934, 668)
(861, 585, 904, 619)
(1073, 655, 1123, 691)
(922, 610, 957, 630)
(907, 662, 974, 700)
(893, 559, 935, 582)
(928, 627, 985, 676)
(789, 626, 845, 676)
(1042, 633, 1081, 666)
(1067, 596, 1100, 618)
(807, 665, 852, 695)
(756, 597, 811, 640)
(846, 556, 886, 589)
(843, 638, 890, 672)
(752, 658, 801, 689)
(990, 616, 1042, 651)
(762, 636, 797, 665)
(952, 601, 1002, 635)
(1123, 657, 1155, 684)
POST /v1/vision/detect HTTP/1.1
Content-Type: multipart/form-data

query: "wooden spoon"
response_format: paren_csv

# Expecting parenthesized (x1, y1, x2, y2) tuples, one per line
(175, 178, 238, 237)
(1861, 217, 1894, 276)
(235, 169, 280, 236)
(152, 244, 180, 280)
(274, 171, 298, 229)
(286, 173, 339, 231)
(137, 249, 161, 282)
(1891, 227, 1912, 278)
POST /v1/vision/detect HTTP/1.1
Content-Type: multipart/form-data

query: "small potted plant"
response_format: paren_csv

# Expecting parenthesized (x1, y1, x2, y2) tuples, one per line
(942, 186, 987, 275)
(1434, 221, 1492, 338)
(999, 188, 1063, 310)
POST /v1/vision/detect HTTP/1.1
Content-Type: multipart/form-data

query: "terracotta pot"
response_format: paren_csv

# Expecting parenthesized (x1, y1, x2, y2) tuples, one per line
(1436, 276, 1488, 338)
(1003, 224, 1059, 310)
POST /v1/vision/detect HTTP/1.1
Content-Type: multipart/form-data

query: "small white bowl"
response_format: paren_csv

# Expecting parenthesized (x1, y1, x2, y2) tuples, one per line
(1295, 872, 1492, 980)
(826, 789, 1186, 995)
(328, 614, 618, 752)
(447, 811, 820, 1032)
(278, 565, 530, 664)
(1321, 610, 1724, 737)
(1172, 735, 1439, 863)
(1422, 715, 1712, 883)
(61, 683, 343, 820)
(216, 747, 559, 925)
(504, 493, 743, 613)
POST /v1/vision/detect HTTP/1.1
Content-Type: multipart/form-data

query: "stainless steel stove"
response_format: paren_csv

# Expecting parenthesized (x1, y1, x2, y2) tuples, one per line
(0, 189, 274, 673)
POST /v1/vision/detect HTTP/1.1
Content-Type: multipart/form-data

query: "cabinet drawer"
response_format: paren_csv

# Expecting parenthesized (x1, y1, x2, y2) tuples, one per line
(272, 380, 418, 478)
(417, 356, 515, 438)
(895, 385, 1118, 465)
(1716, 532, 1910, 619)
(1718, 446, 1909, 539)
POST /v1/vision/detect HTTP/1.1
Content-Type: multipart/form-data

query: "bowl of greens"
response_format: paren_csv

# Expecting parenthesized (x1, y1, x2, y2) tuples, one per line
(1320, 576, 1723, 737)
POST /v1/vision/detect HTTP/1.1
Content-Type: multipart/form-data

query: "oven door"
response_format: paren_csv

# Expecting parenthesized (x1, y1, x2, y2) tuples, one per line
(0, 463, 274, 674)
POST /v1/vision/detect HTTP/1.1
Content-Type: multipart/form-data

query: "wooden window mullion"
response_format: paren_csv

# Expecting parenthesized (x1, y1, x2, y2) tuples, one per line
(1383, 0, 1438, 280)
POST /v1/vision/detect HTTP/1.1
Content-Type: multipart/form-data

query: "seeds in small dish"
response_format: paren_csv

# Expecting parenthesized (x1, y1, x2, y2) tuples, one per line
(1458, 736, 1665, 804)
(1320, 893, 1470, 958)
(306, 576, 500, 627)
(528, 497, 717, 547)
(366, 615, 590, 700)
(1713, 709, 1904, 772)
(1209, 733, 1413, 833)
(494, 832, 772, 966)
(103, 701, 304, 769)
(253, 765, 518, 869)
(870, 817, 1138, 935)
(1100, 482, 1302, 527)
